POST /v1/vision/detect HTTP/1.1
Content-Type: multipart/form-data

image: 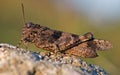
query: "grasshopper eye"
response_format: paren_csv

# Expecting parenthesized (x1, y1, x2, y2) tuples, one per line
(25, 22, 34, 28)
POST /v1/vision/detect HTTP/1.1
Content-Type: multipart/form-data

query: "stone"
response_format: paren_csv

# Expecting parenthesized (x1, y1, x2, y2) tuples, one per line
(0, 43, 108, 75)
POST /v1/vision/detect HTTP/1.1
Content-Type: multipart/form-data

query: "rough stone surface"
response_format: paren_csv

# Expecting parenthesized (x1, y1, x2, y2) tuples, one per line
(0, 43, 108, 75)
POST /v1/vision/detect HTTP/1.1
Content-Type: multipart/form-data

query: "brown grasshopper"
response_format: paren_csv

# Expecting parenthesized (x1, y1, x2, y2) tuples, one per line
(18, 0, 112, 58)
(18, 22, 112, 58)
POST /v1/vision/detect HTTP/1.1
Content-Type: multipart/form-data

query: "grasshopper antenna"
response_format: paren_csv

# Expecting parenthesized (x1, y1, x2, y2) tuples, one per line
(16, 0, 26, 48)
(20, 0, 26, 24)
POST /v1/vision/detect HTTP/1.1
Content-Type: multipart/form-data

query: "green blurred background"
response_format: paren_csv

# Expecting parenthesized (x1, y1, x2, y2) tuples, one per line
(0, 0, 120, 74)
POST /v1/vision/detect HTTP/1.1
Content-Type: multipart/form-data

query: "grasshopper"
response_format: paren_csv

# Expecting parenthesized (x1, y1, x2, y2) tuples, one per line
(18, 0, 112, 58)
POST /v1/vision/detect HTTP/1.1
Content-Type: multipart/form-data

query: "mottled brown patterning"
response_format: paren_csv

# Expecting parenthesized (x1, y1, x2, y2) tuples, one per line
(65, 39, 112, 58)
(19, 22, 112, 58)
